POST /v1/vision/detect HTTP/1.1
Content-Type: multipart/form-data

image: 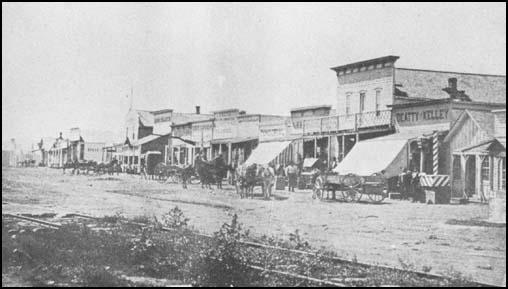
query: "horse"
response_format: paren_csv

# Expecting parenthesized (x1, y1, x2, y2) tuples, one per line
(180, 165, 195, 189)
(63, 161, 78, 175)
(194, 157, 235, 190)
(258, 165, 275, 199)
(234, 164, 259, 199)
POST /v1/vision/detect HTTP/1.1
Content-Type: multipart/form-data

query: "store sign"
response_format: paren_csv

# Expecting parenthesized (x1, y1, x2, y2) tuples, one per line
(395, 108, 449, 125)
(154, 112, 172, 123)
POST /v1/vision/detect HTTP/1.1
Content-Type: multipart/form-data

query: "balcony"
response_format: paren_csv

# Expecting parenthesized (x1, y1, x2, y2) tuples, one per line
(301, 109, 393, 135)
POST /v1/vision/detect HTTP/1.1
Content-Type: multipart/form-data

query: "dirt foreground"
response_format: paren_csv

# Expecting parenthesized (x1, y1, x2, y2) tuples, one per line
(2, 167, 506, 286)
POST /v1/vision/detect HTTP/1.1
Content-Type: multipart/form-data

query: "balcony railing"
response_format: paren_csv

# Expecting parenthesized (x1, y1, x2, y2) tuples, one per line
(302, 110, 392, 135)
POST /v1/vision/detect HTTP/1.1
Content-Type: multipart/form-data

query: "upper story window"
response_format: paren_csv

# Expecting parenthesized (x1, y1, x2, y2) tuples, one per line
(375, 88, 382, 113)
(345, 93, 351, 115)
(359, 91, 366, 112)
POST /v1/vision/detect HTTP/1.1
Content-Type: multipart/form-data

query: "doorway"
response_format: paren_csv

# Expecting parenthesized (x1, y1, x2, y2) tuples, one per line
(452, 156, 462, 197)
(465, 156, 476, 198)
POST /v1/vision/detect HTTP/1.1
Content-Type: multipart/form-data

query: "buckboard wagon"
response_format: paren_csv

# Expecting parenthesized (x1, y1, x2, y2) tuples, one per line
(312, 172, 388, 203)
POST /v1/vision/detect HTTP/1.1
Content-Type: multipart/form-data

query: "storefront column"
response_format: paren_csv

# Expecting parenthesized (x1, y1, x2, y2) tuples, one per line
(340, 135, 345, 162)
(476, 154, 484, 201)
(460, 155, 467, 198)
(313, 138, 317, 158)
(419, 139, 425, 173)
(227, 143, 232, 165)
(327, 136, 331, 168)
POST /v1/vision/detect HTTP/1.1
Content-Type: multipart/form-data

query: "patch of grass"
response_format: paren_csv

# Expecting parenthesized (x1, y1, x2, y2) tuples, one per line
(2, 208, 486, 287)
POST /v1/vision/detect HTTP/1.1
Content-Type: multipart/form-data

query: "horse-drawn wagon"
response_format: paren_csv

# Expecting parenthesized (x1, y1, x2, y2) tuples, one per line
(312, 172, 388, 203)
(298, 158, 324, 189)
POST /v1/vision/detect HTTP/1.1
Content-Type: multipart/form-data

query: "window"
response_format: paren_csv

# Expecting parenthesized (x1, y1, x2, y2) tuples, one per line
(375, 89, 381, 115)
(134, 156, 138, 164)
(359, 91, 366, 112)
(345, 93, 351, 115)
(481, 157, 490, 187)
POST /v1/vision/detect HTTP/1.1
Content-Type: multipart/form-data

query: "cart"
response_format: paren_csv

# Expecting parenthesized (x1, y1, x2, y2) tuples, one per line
(299, 158, 324, 189)
(312, 172, 388, 203)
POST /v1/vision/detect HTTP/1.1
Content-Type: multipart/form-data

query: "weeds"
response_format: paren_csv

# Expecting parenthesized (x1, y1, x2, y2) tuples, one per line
(2, 208, 484, 287)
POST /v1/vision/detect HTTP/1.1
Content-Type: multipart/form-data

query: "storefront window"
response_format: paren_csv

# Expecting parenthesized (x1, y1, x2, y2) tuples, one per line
(481, 157, 490, 185)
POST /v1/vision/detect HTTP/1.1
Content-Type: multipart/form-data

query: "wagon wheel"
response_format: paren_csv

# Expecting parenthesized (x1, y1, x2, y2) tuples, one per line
(367, 193, 386, 203)
(341, 189, 362, 202)
(312, 176, 324, 200)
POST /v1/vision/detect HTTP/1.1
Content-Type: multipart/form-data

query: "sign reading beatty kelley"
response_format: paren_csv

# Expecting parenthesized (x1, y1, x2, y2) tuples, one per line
(395, 108, 449, 125)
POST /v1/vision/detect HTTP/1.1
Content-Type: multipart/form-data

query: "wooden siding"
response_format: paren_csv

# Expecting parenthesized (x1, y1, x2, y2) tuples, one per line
(449, 116, 491, 153)
(495, 111, 506, 138)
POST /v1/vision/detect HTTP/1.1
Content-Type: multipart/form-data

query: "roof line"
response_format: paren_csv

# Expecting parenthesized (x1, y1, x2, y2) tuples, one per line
(330, 55, 399, 71)
(396, 67, 506, 78)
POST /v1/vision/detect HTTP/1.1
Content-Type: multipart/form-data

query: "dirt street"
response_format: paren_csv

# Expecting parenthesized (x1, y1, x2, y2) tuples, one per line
(2, 167, 506, 286)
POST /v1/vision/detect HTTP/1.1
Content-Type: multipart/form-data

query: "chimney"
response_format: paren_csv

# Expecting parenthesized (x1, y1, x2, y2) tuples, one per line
(448, 78, 457, 90)
(195, 106, 200, 114)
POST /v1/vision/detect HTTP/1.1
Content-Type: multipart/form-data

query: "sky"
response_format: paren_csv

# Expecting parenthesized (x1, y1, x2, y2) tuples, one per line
(2, 2, 506, 150)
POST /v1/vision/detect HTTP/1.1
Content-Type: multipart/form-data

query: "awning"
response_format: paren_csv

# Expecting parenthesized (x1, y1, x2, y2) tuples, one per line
(303, 158, 319, 168)
(333, 136, 408, 178)
(170, 138, 194, 147)
(244, 141, 291, 166)
(382, 122, 450, 141)
(211, 136, 257, 145)
(132, 135, 161, 146)
(333, 123, 450, 178)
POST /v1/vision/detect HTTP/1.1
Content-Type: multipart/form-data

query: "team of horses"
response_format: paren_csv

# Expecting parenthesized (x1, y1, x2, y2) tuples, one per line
(62, 160, 121, 175)
(153, 157, 276, 199)
(59, 156, 277, 199)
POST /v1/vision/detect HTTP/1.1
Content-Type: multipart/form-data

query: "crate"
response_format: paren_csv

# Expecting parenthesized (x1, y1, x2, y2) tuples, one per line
(424, 187, 451, 204)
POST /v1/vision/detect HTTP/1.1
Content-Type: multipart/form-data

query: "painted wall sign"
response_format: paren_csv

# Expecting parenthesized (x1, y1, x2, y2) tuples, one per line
(395, 107, 449, 125)
(154, 115, 172, 123)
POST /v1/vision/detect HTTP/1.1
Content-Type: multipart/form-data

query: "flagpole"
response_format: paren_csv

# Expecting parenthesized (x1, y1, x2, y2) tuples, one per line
(129, 86, 133, 110)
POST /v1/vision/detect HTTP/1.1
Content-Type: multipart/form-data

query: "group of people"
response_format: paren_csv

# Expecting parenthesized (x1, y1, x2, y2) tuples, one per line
(395, 168, 425, 202)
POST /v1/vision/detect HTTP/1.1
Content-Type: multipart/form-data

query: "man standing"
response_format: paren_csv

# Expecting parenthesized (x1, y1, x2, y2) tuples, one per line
(140, 158, 147, 180)
(285, 162, 298, 192)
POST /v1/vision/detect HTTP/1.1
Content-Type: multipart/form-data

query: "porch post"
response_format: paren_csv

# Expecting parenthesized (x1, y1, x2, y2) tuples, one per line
(327, 135, 332, 167)
(419, 138, 425, 173)
(228, 143, 232, 165)
(461, 155, 468, 198)
(314, 137, 317, 158)
(341, 134, 345, 162)
(476, 154, 484, 201)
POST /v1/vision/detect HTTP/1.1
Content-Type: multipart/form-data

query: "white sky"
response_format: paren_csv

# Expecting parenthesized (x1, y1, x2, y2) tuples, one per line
(2, 2, 506, 150)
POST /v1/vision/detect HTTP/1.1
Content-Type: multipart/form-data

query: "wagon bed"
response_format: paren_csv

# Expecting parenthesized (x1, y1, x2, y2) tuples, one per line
(312, 172, 388, 203)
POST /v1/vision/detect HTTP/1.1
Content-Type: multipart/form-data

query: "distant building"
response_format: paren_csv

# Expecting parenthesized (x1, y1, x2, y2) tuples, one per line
(118, 106, 210, 172)
(48, 133, 69, 168)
